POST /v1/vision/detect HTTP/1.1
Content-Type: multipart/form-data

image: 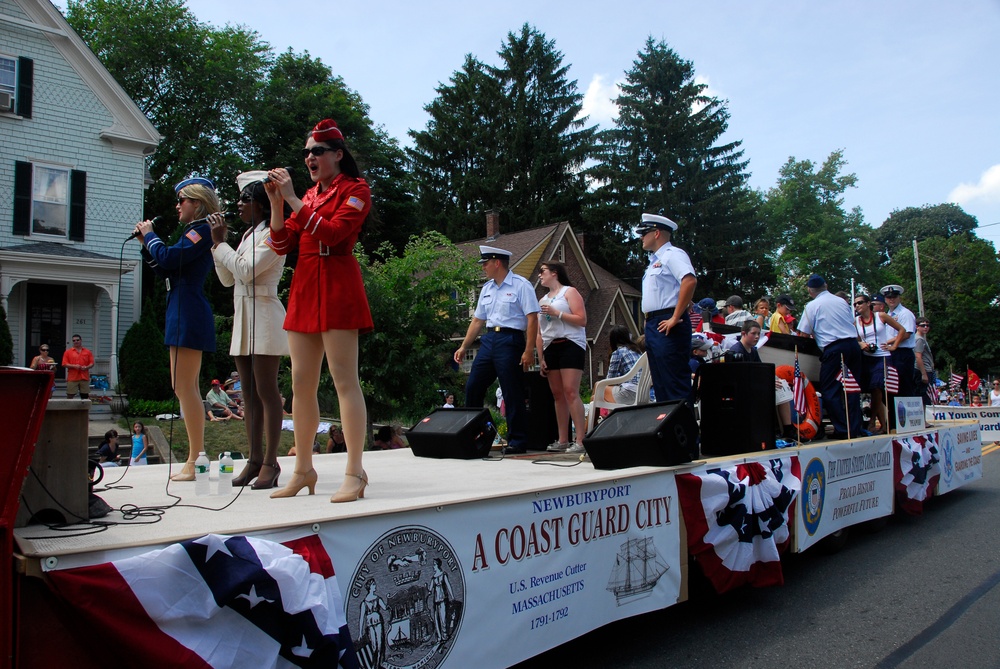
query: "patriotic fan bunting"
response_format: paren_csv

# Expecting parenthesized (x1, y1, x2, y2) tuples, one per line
(46, 534, 359, 669)
(677, 456, 801, 594)
(892, 434, 941, 516)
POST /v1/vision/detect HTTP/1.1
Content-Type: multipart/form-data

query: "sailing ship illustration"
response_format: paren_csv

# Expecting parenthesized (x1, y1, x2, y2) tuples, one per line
(606, 537, 669, 605)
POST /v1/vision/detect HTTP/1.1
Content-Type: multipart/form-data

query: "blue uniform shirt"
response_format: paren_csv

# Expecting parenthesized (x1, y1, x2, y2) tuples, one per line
(641, 243, 695, 314)
(473, 270, 540, 330)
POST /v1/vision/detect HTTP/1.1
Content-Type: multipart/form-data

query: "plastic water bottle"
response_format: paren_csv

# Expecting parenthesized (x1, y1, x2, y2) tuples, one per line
(218, 452, 234, 495)
(195, 452, 210, 496)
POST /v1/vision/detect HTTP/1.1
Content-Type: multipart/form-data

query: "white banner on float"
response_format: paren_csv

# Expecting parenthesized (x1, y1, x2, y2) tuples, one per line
(935, 423, 983, 494)
(795, 437, 894, 552)
(319, 475, 683, 669)
(927, 405, 997, 446)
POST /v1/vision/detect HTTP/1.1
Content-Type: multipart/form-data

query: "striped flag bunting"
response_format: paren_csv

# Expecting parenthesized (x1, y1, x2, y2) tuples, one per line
(45, 534, 359, 668)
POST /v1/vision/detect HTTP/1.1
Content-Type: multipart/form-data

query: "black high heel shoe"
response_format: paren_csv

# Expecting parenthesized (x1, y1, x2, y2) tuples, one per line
(232, 460, 262, 487)
(252, 462, 281, 490)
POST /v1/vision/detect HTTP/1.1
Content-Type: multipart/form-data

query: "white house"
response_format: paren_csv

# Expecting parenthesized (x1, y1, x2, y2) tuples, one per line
(0, 0, 160, 386)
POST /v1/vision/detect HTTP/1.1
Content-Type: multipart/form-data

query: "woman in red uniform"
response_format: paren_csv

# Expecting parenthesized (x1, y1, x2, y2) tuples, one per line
(264, 119, 373, 503)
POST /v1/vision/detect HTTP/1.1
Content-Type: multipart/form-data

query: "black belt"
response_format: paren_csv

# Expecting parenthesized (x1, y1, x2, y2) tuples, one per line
(644, 307, 676, 320)
(487, 327, 524, 334)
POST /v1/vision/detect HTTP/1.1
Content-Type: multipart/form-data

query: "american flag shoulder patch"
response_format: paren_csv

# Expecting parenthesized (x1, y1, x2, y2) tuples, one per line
(185, 229, 202, 244)
(263, 235, 277, 251)
(346, 196, 365, 211)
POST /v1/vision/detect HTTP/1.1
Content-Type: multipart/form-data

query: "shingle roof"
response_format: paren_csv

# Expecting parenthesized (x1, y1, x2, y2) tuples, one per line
(0, 241, 118, 260)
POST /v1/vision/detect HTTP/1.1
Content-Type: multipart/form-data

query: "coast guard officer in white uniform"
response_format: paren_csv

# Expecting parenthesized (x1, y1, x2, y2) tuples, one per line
(454, 246, 540, 453)
(638, 213, 697, 403)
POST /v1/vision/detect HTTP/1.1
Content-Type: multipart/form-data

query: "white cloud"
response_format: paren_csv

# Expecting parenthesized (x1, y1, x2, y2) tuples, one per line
(579, 74, 621, 126)
(692, 75, 725, 114)
(949, 164, 1000, 206)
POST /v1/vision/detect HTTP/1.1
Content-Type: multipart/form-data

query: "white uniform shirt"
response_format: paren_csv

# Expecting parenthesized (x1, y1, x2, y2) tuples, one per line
(641, 242, 695, 314)
(887, 303, 917, 349)
(473, 270, 540, 330)
(798, 289, 857, 350)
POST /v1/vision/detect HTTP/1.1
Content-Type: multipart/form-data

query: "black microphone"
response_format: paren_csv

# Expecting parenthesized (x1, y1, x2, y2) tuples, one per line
(261, 166, 294, 183)
(126, 215, 163, 242)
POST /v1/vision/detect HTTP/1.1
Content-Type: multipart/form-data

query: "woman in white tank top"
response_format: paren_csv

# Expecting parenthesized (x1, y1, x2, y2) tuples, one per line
(536, 262, 588, 453)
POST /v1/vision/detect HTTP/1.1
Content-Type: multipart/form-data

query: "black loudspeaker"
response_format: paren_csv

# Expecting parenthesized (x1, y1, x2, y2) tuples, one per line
(698, 362, 775, 456)
(583, 401, 699, 470)
(408, 408, 496, 459)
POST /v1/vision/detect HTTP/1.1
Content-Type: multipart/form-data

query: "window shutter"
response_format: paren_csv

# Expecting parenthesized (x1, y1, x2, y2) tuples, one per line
(16, 57, 32, 119)
(69, 170, 86, 241)
(13, 161, 32, 235)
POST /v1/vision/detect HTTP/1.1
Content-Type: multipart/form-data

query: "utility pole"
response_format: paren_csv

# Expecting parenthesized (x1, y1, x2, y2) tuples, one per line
(913, 238, 925, 316)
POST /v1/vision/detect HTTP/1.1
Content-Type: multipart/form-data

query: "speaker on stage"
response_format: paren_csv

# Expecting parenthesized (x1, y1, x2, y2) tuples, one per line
(698, 362, 775, 456)
(407, 408, 496, 459)
(583, 400, 699, 470)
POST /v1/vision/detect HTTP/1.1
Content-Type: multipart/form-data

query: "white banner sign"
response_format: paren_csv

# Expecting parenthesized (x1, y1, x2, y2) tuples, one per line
(935, 423, 983, 494)
(795, 437, 894, 552)
(319, 474, 683, 669)
(927, 405, 998, 446)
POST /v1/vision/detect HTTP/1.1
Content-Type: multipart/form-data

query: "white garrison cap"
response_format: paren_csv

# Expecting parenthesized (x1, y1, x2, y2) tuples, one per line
(880, 284, 904, 296)
(236, 170, 268, 193)
(478, 245, 512, 263)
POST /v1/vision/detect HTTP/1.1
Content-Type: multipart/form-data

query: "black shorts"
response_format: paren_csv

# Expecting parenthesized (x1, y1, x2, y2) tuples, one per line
(543, 339, 585, 371)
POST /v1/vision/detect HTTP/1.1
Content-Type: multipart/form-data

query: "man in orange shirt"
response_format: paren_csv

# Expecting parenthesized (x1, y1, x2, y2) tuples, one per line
(61, 334, 94, 399)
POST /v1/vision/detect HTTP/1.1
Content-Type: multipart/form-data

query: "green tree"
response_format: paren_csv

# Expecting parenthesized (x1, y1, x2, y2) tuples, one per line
(408, 25, 595, 243)
(358, 232, 481, 421)
(886, 235, 1000, 374)
(875, 203, 980, 264)
(761, 150, 879, 293)
(66, 0, 271, 213)
(408, 55, 504, 241)
(587, 38, 768, 294)
(244, 50, 416, 252)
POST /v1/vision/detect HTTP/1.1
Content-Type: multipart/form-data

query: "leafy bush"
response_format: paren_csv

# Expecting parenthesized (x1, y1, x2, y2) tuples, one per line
(124, 398, 178, 417)
(119, 308, 172, 400)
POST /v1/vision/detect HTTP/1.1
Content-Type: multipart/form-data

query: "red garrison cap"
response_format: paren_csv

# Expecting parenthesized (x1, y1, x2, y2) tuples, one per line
(312, 119, 344, 143)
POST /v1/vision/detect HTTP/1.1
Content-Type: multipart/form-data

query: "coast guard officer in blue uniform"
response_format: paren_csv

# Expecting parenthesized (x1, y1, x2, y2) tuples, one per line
(638, 213, 697, 403)
(454, 246, 540, 453)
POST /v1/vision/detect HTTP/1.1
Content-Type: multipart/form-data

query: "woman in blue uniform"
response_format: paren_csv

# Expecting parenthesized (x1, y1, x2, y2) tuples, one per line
(134, 177, 220, 481)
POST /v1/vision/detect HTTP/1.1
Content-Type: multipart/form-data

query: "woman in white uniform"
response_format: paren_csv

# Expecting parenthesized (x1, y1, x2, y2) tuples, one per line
(212, 171, 290, 489)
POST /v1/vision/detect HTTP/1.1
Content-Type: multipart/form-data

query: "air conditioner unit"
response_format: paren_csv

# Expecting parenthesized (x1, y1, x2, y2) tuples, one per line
(0, 91, 13, 113)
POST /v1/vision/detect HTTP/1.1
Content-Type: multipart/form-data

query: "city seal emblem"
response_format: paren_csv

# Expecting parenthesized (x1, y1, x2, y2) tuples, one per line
(347, 526, 464, 669)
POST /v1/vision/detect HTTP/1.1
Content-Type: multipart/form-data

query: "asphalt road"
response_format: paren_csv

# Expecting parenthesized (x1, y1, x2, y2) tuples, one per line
(514, 450, 999, 669)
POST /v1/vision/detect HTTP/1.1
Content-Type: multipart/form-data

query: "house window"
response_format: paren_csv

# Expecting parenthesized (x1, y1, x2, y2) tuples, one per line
(558, 243, 565, 262)
(0, 56, 15, 109)
(31, 164, 70, 237)
(597, 361, 604, 376)
(13, 161, 86, 240)
(610, 308, 617, 325)
(0, 55, 32, 117)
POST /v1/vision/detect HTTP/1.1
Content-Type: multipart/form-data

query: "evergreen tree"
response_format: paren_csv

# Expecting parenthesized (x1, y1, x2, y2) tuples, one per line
(119, 308, 172, 400)
(408, 25, 595, 242)
(587, 38, 767, 296)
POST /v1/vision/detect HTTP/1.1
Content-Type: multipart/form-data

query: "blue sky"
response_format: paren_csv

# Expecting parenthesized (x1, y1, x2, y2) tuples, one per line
(76, 1, 1000, 241)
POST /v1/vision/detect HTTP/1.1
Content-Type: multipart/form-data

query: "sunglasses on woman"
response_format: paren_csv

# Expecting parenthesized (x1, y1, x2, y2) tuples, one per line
(301, 146, 338, 158)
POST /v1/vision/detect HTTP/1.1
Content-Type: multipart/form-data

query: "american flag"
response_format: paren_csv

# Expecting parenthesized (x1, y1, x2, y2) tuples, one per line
(689, 308, 703, 331)
(884, 365, 899, 394)
(837, 358, 862, 394)
(793, 350, 808, 416)
(46, 534, 358, 668)
(927, 383, 939, 404)
(950, 372, 964, 390)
